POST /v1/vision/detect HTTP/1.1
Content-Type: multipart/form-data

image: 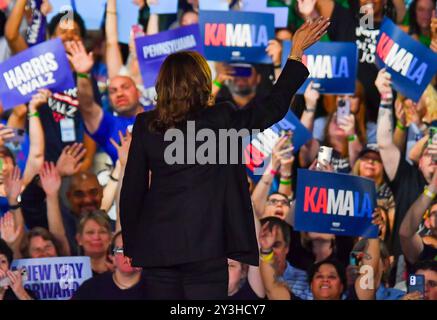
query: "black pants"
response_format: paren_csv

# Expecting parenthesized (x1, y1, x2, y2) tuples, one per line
(142, 257, 228, 300)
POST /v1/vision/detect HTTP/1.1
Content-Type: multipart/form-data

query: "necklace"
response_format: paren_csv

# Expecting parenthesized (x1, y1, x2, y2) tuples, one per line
(112, 273, 136, 290)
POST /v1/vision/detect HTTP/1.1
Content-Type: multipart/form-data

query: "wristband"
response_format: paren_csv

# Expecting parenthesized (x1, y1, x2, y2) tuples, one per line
(273, 63, 282, 69)
(77, 72, 90, 79)
(8, 203, 21, 210)
(396, 121, 406, 131)
(106, 10, 117, 15)
(28, 111, 40, 118)
(260, 251, 275, 263)
(424, 186, 436, 200)
(270, 169, 279, 176)
(280, 179, 292, 185)
(347, 134, 357, 142)
(260, 247, 273, 255)
(213, 80, 222, 89)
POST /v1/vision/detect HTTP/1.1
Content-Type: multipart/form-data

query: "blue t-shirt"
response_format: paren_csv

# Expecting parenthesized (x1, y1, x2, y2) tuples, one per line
(88, 111, 136, 164)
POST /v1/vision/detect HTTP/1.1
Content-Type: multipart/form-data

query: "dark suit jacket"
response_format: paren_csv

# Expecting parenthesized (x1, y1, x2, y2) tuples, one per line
(120, 60, 309, 268)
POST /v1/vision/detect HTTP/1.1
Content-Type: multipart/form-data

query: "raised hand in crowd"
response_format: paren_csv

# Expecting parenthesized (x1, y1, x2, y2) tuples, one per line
(40, 0, 53, 16)
(40, 162, 62, 197)
(65, 41, 94, 74)
(374, 68, 392, 101)
(309, 157, 335, 172)
(3, 166, 22, 206)
(110, 130, 132, 168)
(304, 81, 320, 112)
(28, 89, 52, 113)
(0, 124, 16, 147)
(0, 268, 32, 300)
(297, 0, 318, 21)
(211, 63, 235, 97)
(266, 39, 283, 80)
(0, 212, 24, 259)
(56, 143, 87, 177)
(271, 134, 295, 172)
(337, 114, 356, 137)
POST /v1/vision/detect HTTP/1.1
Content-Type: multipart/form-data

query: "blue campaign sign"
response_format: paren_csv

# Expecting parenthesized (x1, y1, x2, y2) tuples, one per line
(244, 110, 312, 180)
(0, 38, 75, 110)
(46, 0, 72, 23)
(73, 0, 106, 30)
(26, 0, 47, 47)
(241, 0, 288, 28)
(282, 41, 358, 95)
(117, 0, 140, 44)
(295, 169, 378, 238)
(11, 256, 92, 300)
(375, 17, 437, 102)
(199, 10, 274, 64)
(135, 24, 204, 88)
(199, 0, 229, 11)
(149, 0, 178, 14)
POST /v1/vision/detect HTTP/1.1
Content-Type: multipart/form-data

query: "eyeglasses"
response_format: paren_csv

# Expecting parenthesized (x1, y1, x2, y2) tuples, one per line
(113, 247, 124, 255)
(267, 198, 290, 207)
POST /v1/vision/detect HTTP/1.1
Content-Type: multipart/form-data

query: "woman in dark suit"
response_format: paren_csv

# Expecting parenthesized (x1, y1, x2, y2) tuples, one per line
(120, 17, 330, 300)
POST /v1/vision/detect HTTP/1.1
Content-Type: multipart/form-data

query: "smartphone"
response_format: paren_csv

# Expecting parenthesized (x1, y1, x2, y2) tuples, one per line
(0, 269, 27, 287)
(316, 146, 333, 170)
(230, 63, 252, 77)
(336, 98, 351, 124)
(280, 130, 293, 158)
(429, 127, 437, 163)
(4, 128, 25, 144)
(407, 274, 425, 297)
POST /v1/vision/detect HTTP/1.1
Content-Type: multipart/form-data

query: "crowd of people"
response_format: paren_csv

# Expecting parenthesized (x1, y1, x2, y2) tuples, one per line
(0, 0, 436, 300)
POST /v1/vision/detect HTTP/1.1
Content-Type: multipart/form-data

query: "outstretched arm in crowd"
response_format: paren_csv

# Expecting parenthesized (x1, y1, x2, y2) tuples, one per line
(247, 207, 266, 298)
(399, 169, 437, 264)
(299, 83, 320, 168)
(7, 105, 27, 130)
(4, 0, 28, 54)
(40, 162, 71, 256)
(338, 113, 363, 167)
(259, 223, 291, 300)
(376, 69, 400, 181)
(392, 0, 407, 24)
(354, 209, 384, 300)
(266, 39, 283, 81)
(105, 0, 124, 79)
(251, 135, 293, 219)
(21, 90, 48, 187)
(111, 130, 132, 233)
(80, 134, 97, 172)
(66, 41, 103, 134)
(392, 98, 407, 152)
(0, 212, 24, 259)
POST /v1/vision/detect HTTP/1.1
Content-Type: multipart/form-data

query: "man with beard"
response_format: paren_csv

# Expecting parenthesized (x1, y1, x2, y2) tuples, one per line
(72, 231, 147, 300)
(62, 172, 104, 254)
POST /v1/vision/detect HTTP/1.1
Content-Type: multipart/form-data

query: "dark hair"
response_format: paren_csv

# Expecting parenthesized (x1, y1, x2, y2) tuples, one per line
(408, 0, 436, 36)
(259, 216, 291, 246)
(267, 192, 289, 201)
(0, 239, 13, 266)
(0, 146, 16, 165)
(149, 51, 212, 132)
(47, 11, 87, 38)
(412, 260, 437, 274)
(110, 231, 123, 254)
(179, 10, 198, 24)
(308, 259, 347, 293)
(20, 227, 62, 258)
(0, 10, 6, 38)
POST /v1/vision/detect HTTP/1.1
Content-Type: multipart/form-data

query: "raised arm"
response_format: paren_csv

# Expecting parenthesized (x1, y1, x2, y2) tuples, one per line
(120, 114, 149, 257)
(392, 98, 407, 152)
(22, 90, 48, 187)
(375, 69, 400, 181)
(259, 223, 292, 300)
(251, 135, 291, 218)
(105, 0, 124, 78)
(40, 162, 71, 256)
(399, 171, 437, 264)
(7, 105, 27, 129)
(355, 208, 385, 300)
(4, 0, 28, 54)
(246, 207, 265, 298)
(337, 114, 363, 167)
(265, 39, 283, 81)
(229, 19, 330, 131)
(392, 0, 407, 24)
(65, 41, 104, 134)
